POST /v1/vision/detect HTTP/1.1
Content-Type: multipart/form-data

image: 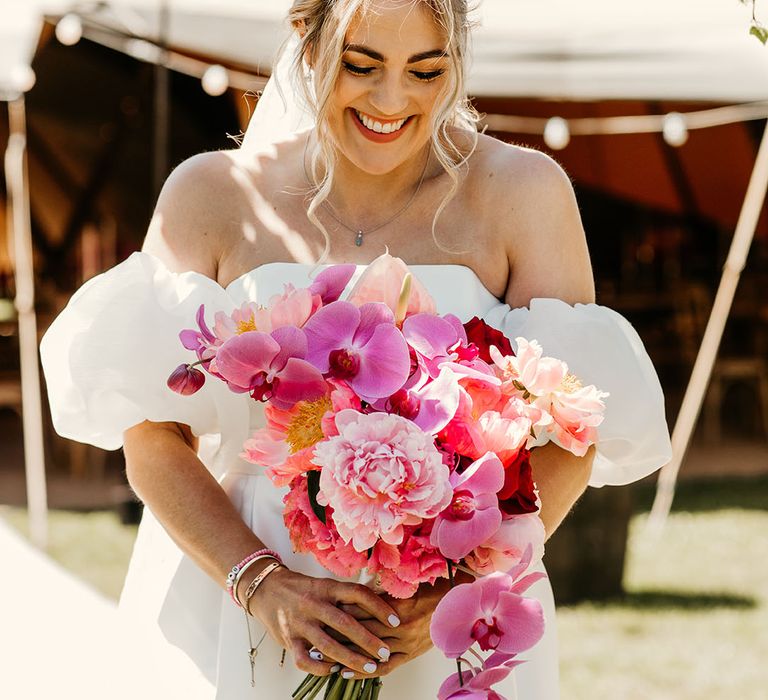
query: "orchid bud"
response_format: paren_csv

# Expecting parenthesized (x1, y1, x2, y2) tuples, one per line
(167, 364, 205, 395)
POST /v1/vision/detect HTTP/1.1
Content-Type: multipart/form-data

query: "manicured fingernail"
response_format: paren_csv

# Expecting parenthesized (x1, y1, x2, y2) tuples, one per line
(388, 614, 401, 627)
(309, 649, 324, 661)
(378, 647, 390, 661)
(330, 664, 341, 673)
(363, 662, 377, 674)
(342, 670, 355, 680)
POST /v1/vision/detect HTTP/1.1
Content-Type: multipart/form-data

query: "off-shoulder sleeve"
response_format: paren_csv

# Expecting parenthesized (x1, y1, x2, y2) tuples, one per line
(40, 252, 243, 450)
(483, 298, 672, 487)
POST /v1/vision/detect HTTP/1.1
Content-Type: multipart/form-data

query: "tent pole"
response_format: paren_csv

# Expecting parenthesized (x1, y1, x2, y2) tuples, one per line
(5, 95, 48, 550)
(648, 119, 768, 534)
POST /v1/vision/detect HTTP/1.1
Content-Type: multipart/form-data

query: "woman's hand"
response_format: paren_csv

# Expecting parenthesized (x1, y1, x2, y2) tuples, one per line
(334, 577, 457, 679)
(244, 566, 401, 678)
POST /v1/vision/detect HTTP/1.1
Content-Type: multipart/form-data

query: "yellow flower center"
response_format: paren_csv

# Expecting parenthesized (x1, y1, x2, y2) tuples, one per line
(560, 374, 583, 394)
(286, 396, 332, 454)
(236, 316, 257, 334)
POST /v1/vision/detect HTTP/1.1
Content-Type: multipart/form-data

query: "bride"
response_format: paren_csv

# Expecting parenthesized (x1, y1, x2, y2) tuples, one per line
(40, 1, 671, 698)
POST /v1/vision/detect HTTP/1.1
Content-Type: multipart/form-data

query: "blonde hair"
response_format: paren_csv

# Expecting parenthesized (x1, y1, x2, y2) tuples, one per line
(284, 0, 479, 262)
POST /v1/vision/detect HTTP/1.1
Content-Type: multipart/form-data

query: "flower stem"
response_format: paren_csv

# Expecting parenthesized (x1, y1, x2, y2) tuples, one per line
(446, 558, 464, 688)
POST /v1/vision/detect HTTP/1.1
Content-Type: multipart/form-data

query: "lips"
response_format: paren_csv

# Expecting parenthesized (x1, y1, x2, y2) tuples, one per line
(350, 108, 414, 143)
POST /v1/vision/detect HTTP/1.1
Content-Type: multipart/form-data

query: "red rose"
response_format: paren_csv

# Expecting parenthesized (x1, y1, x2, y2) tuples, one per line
(498, 449, 539, 515)
(463, 316, 514, 363)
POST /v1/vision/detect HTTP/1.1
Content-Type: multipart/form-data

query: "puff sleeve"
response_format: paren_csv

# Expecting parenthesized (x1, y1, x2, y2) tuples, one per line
(40, 252, 244, 451)
(483, 298, 672, 487)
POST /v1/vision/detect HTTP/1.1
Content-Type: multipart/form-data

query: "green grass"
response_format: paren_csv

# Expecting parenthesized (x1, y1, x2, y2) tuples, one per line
(2, 479, 767, 697)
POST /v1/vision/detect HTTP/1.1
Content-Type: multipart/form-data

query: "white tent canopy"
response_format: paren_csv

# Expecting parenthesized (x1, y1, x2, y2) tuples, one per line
(44, 0, 768, 102)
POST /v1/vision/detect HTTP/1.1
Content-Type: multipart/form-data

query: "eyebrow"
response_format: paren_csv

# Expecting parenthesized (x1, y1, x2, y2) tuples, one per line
(344, 44, 447, 63)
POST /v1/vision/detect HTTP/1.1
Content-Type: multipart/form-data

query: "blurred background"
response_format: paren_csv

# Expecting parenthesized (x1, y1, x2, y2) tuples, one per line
(1, 1, 767, 698)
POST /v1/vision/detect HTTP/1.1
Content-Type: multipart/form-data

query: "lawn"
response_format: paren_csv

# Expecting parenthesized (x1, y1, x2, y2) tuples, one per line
(2, 478, 766, 698)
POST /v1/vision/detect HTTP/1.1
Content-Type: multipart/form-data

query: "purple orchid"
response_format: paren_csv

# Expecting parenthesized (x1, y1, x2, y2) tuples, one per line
(166, 363, 206, 395)
(212, 325, 326, 410)
(430, 546, 547, 659)
(302, 300, 410, 401)
(437, 660, 523, 700)
(431, 452, 505, 560)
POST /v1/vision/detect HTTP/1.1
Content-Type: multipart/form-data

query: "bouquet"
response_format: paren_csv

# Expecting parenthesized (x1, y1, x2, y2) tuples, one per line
(167, 253, 608, 700)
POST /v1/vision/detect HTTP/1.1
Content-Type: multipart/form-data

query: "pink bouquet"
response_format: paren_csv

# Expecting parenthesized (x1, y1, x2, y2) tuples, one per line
(168, 253, 608, 700)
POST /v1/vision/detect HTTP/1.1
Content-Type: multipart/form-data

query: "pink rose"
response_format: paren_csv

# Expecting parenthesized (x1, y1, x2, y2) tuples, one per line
(312, 410, 453, 552)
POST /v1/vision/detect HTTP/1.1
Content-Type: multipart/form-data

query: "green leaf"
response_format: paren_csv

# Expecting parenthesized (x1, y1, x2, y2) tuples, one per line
(306, 471, 327, 525)
(751, 23, 768, 44)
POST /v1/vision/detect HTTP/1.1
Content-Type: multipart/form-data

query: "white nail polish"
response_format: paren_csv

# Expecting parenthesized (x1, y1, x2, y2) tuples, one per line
(330, 664, 341, 673)
(378, 647, 390, 661)
(388, 614, 401, 627)
(364, 662, 377, 674)
(309, 650, 324, 661)
(342, 670, 355, 680)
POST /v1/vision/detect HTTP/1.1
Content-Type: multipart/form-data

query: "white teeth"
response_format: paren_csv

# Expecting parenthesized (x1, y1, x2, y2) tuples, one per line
(355, 110, 407, 134)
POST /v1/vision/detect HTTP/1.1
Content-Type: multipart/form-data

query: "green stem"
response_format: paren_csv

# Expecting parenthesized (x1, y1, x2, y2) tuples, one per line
(370, 679, 383, 700)
(304, 675, 332, 700)
(324, 673, 345, 700)
(294, 675, 325, 700)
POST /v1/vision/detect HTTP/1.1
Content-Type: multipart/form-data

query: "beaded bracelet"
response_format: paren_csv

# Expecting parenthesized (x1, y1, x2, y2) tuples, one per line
(225, 548, 283, 607)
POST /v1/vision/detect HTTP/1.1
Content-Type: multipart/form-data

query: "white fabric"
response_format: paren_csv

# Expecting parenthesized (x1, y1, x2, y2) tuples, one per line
(40, 253, 671, 699)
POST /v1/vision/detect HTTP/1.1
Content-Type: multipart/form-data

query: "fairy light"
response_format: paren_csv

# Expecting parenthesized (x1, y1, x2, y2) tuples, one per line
(662, 112, 689, 147)
(202, 64, 229, 96)
(543, 116, 570, 150)
(55, 13, 83, 46)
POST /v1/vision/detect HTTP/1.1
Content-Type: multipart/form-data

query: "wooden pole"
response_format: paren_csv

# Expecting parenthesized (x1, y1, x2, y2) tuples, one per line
(648, 119, 768, 534)
(152, 0, 170, 200)
(5, 95, 48, 550)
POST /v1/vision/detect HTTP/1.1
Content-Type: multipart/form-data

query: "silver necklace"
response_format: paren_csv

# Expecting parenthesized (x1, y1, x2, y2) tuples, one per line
(303, 137, 431, 247)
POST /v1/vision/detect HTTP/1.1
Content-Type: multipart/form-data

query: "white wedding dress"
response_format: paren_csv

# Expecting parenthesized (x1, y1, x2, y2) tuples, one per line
(40, 251, 672, 699)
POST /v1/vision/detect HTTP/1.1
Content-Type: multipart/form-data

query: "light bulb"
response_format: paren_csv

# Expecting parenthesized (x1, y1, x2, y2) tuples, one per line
(543, 117, 570, 150)
(55, 13, 83, 46)
(663, 112, 688, 147)
(202, 65, 229, 96)
(10, 64, 36, 93)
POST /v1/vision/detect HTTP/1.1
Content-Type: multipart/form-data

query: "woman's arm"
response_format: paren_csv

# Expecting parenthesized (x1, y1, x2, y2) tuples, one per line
(126, 154, 400, 678)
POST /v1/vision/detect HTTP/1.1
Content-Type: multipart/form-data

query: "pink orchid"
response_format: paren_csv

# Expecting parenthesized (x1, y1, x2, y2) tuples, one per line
(346, 252, 436, 319)
(309, 264, 356, 304)
(313, 410, 452, 551)
(402, 313, 462, 379)
(437, 661, 523, 700)
(166, 363, 206, 395)
(212, 325, 326, 409)
(430, 546, 547, 658)
(431, 452, 505, 560)
(465, 513, 546, 576)
(179, 304, 221, 368)
(303, 300, 410, 402)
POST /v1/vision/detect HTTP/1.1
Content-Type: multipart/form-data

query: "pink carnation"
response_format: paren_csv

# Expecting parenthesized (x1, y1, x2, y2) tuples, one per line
(368, 522, 448, 598)
(313, 410, 453, 552)
(283, 477, 367, 578)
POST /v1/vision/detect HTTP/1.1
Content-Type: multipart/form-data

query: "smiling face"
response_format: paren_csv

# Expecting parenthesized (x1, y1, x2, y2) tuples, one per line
(324, 1, 452, 176)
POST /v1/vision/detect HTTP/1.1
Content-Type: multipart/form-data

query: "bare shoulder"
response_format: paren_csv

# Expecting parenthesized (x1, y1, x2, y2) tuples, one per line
(468, 134, 595, 307)
(142, 149, 253, 279)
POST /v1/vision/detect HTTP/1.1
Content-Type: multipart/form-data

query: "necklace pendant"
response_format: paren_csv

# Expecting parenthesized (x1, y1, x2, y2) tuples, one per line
(355, 230, 363, 247)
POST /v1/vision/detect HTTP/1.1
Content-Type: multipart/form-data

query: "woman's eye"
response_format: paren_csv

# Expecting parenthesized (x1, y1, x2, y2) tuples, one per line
(343, 62, 374, 76)
(411, 69, 445, 82)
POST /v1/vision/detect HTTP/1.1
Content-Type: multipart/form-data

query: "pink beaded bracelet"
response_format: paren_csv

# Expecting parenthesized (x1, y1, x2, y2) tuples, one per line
(226, 549, 283, 607)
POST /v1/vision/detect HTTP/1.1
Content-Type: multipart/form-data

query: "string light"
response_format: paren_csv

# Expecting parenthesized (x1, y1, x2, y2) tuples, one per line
(662, 112, 689, 147)
(201, 65, 230, 97)
(543, 117, 570, 150)
(55, 13, 83, 46)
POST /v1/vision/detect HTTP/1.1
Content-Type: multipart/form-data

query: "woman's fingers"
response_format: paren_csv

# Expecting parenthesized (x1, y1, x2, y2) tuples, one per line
(304, 625, 381, 676)
(315, 603, 390, 665)
(290, 638, 339, 676)
(331, 582, 401, 630)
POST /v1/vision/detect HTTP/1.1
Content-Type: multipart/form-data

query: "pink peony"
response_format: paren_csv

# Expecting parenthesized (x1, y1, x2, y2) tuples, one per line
(283, 477, 367, 578)
(312, 409, 453, 552)
(465, 513, 546, 576)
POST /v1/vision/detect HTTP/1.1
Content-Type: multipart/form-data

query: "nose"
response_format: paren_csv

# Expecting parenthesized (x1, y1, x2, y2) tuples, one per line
(367, 71, 410, 117)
